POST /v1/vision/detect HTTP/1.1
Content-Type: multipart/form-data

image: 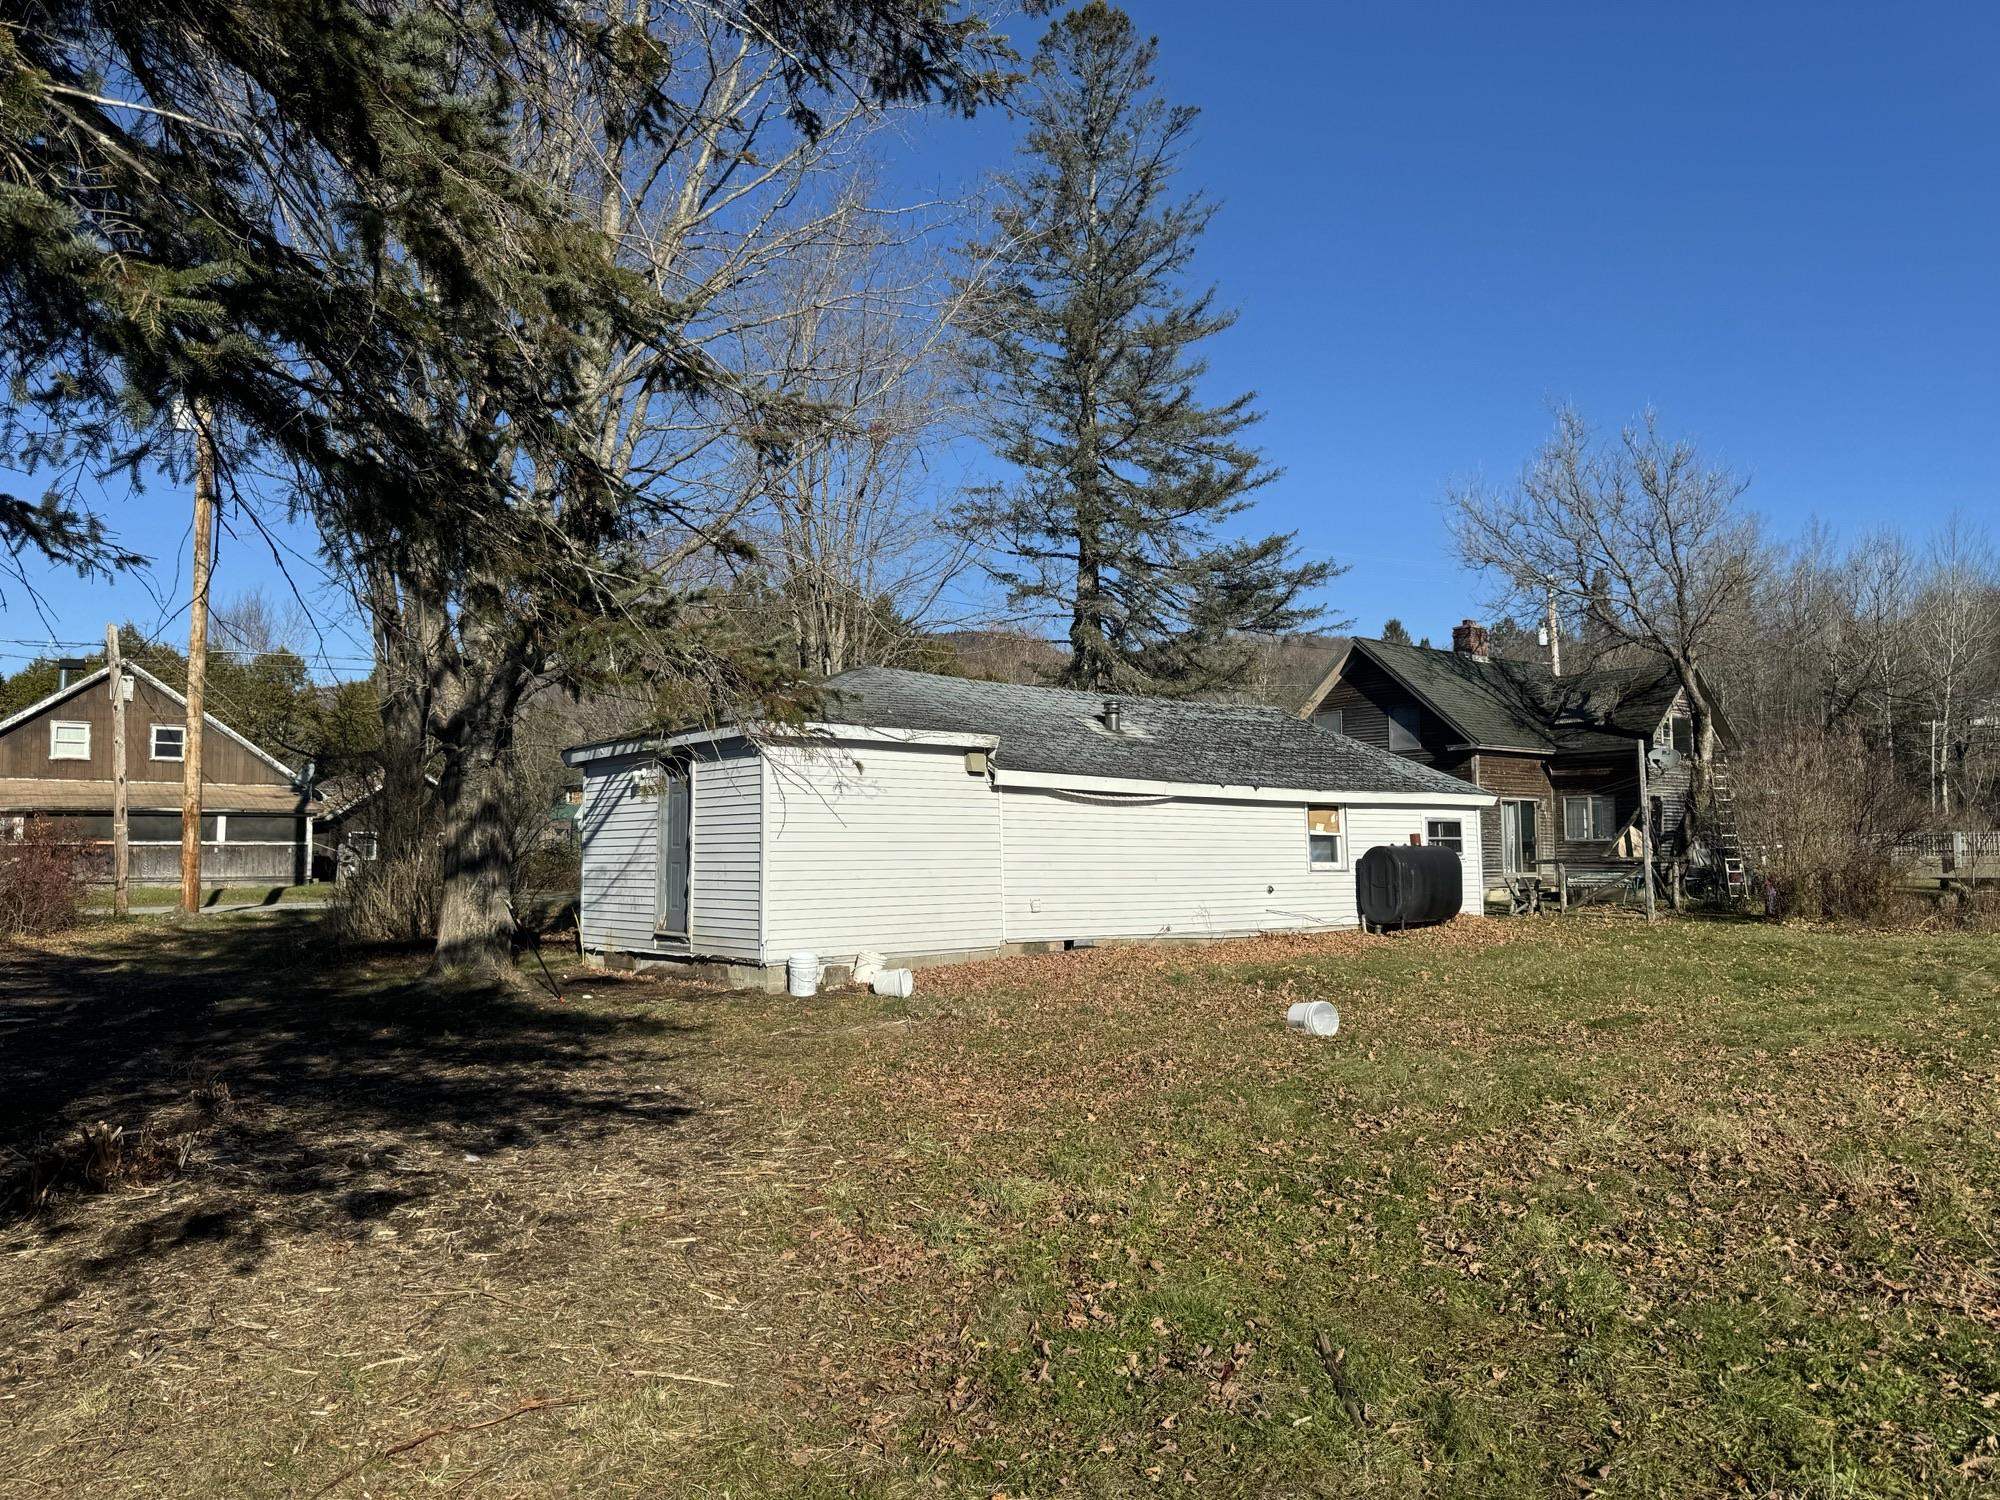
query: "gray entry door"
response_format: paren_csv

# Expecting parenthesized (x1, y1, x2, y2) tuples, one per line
(658, 767, 691, 935)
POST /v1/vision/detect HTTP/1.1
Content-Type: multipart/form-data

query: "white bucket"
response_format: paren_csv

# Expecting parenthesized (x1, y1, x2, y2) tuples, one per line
(786, 951, 822, 998)
(1285, 1000, 1340, 1038)
(871, 967, 915, 999)
(852, 950, 887, 987)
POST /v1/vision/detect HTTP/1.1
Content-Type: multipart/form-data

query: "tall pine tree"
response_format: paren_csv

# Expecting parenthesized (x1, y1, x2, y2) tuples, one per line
(956, 2, 1335, 695)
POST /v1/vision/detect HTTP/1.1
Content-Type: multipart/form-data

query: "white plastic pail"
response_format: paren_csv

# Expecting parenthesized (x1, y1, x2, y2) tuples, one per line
(1285, 1000, 1340, 1037)
(787, 952, 822, 998)
(871, 967, 915, 999)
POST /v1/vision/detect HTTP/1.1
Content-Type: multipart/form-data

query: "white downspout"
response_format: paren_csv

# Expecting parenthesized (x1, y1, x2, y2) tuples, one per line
(992, 757, 1007, 949)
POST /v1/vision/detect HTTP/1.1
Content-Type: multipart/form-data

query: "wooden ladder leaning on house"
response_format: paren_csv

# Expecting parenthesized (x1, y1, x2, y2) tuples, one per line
(1708, 760, 1749, 900)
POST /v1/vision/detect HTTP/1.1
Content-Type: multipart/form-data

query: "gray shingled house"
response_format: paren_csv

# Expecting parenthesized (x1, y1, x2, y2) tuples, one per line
(565, 666, 1495, 987)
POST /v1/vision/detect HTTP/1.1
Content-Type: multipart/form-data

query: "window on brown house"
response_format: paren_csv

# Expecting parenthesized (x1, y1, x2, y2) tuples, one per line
(1563, 794, 1618, 841)
(1388, 704, 1419, 753)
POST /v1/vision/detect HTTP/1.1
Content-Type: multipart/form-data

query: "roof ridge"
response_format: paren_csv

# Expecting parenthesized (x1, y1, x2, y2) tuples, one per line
(828, 665, 1299, 718)
(813, 663, 1486, 797)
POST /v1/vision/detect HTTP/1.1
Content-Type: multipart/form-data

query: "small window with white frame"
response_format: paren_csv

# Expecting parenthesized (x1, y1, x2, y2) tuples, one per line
(150, 723, 185, 761)
(1307, 806, 1344, 870)
(1425, 817, 1464, 853)
(49, 720, 90, 761)
(1563, 794, 1619, 842)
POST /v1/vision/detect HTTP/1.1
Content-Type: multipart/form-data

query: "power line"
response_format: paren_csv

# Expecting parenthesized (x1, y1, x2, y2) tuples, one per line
(0, 638, 378, 668)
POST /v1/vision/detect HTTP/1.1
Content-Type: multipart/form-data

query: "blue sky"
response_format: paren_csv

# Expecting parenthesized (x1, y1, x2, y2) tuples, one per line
(5, 2, 1994, 674)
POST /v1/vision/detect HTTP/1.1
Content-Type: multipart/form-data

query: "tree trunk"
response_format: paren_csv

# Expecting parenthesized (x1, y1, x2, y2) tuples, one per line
(1070, 534, 1108, 691)
(367, 565, 435, 855)
(1680, 666, 1722, 842)
(432, 739, 516, 980)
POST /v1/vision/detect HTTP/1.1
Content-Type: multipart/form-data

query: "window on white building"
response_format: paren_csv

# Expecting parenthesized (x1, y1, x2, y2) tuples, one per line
(1425, 818, 1464, 853)
(1307, 806, 1344, 869)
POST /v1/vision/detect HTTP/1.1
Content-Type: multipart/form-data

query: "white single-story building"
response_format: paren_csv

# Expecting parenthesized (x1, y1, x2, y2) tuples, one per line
(563, 666, 1497, 988)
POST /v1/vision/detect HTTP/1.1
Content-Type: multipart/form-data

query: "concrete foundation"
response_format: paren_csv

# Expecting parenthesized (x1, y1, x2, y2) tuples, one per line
(580, 927, 1382, 992)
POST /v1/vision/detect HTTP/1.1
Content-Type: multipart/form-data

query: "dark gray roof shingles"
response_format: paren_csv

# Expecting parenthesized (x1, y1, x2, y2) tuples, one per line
(1347, 638, 1684, 756)
(1351, 638, 1555, 751)
(822, 666, 1484, 798)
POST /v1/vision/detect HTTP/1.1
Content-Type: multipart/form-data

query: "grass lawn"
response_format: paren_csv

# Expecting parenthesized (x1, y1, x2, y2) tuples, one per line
(1, 915, 1995, 1496)
(79, 883, 323, 910)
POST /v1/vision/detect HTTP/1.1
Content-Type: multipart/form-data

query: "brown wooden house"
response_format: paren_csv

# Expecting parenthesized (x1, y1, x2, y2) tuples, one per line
(1299, 622, 1738, 898)
(0, 663, 317, 884)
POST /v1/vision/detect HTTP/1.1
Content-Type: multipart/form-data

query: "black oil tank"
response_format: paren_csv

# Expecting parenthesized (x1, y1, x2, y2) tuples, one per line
(1355, 844, 1462, 929)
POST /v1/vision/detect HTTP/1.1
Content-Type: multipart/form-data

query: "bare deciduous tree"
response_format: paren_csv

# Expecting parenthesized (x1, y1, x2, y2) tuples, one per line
(1910, 515, 2000, 813)
(212, 588, 311, 658)
(327, 5, 1010, 977)
(1845, 529, 1916, 760)
(1449, 405, 1761, 775)
(724, 185, 974, 677)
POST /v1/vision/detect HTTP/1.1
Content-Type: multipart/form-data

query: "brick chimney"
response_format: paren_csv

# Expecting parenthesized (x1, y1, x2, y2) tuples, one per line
(1451, 619, 1489, 659)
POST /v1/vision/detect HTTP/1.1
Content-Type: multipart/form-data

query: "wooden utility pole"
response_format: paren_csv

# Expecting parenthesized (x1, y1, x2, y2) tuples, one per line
(1636, 739, 1656, 925)
(180, 406, 217, 915)
(107, 624, 130, 917)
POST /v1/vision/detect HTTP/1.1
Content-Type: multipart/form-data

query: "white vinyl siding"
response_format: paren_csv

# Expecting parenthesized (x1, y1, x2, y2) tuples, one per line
(573, 729, 1493, 974)
(687, 747, 761, 962)
(1001, 794, 1483, 944)
(761, 740, 1003, 961)
(577, 753, 666, 954)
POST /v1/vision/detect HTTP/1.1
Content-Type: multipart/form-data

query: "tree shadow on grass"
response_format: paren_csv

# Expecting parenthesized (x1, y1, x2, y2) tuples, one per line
(0, 919, 713, 1281)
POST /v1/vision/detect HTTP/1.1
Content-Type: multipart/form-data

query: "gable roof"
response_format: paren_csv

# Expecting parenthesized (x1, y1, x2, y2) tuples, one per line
(0, 663, 302, 782)
(315, 769, 442, 821)
(1338, 638, 1556, 752)
(818, 666, 1485, 799)
(1302, 637, 1727, 757)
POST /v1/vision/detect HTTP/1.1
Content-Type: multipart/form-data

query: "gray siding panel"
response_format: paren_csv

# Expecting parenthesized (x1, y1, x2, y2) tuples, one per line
(689, 747, 762, 962)
(577, 753, 660, 953)
(579, 742, 765, 962)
